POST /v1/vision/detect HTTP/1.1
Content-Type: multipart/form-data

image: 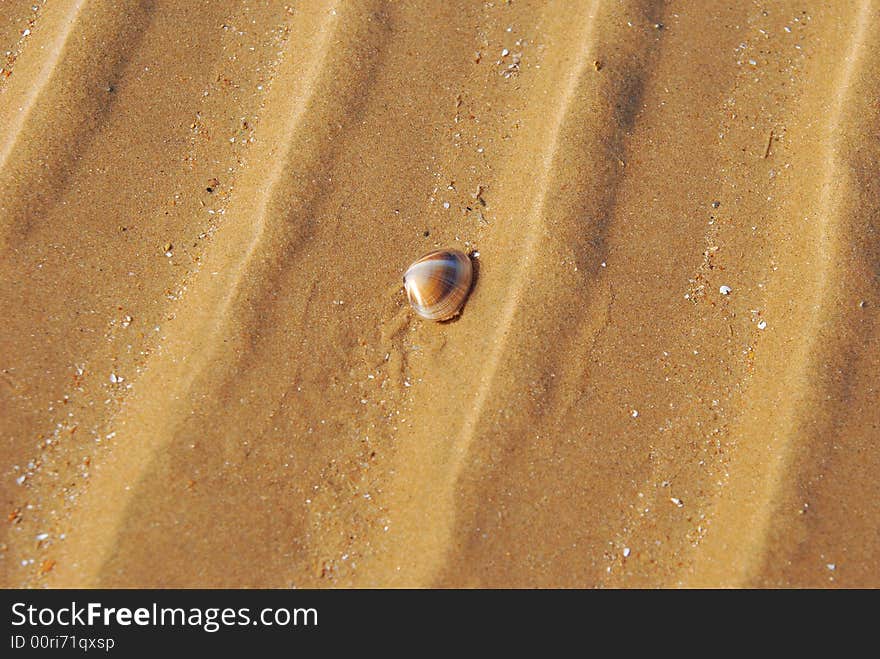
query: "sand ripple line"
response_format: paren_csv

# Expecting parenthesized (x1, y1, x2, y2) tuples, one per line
(48, 0, 346, 586)
(743, 0, 875, 581)
(449, 0, 602, 469)
(686, 0, 875, 587)
(0, 0, 87, 173)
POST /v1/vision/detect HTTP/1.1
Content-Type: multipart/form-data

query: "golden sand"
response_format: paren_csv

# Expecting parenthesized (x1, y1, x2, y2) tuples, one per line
(1, 1, 878, 587)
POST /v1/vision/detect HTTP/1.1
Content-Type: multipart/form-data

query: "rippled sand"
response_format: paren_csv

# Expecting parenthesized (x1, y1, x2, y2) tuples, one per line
(1, 1, 878, 587)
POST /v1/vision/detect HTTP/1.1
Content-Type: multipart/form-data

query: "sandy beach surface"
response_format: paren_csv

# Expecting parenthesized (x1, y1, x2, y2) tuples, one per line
(1, 0, 878, 588)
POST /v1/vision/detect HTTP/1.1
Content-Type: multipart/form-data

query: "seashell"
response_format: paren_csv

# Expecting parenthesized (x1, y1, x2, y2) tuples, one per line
(403, 248, 473, 321)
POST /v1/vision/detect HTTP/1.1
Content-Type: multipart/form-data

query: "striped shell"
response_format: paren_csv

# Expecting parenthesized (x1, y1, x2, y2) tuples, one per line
(403, 249, 473, 321)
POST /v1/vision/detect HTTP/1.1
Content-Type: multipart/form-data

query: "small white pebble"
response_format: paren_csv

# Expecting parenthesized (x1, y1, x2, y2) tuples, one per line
(36, 533, 49, 542)
(631, 409, 639, 418)
(719, 285, 732, 295)
(757, 320, 767, 330)
(826, 563, 836, 571)
(623, 547, 631, 558)
(501, 48, 509, 57)
(670, 497, 683, 507)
